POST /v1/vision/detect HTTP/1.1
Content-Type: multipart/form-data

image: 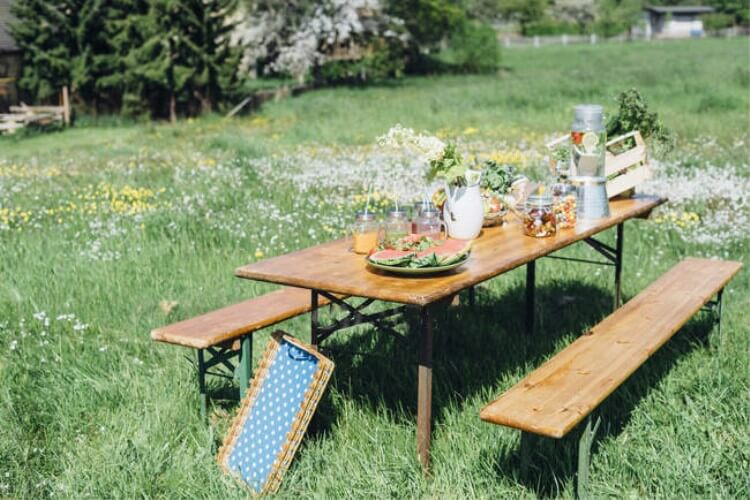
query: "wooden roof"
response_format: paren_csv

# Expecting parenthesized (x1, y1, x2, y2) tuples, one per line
(644, 5, 714, 15)
(0, 0, 19, 53)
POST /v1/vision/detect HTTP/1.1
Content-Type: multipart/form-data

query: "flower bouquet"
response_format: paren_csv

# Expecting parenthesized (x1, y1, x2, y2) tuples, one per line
(378, 125, 483, 240)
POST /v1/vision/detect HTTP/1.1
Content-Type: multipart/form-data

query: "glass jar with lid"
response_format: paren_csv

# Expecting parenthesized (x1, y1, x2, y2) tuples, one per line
(384, 209, 411, 246)
(414, 209, 446, 240)
(523, 191, 557, 238)
(351, 211, 380, 254)
(552, 182, 577, 229)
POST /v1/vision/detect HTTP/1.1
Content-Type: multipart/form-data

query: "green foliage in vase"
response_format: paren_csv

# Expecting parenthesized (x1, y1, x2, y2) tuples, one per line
(427, 143, 468, 186)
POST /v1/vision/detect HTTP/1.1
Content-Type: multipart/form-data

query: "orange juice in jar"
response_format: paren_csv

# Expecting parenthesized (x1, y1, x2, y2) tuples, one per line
(352, 212, 380, 254)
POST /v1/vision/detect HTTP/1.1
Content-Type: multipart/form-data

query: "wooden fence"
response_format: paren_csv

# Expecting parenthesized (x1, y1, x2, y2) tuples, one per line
(0, 86, 70, 134)
(500, 27, 748, 48)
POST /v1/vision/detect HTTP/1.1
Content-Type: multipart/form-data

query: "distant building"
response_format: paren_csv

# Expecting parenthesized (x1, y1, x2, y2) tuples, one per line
(643, 5, 715, 39)
(0, 0, 21, 109)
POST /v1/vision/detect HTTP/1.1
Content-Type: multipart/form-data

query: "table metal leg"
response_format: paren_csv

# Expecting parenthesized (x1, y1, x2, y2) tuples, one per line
(614, 223, 624, 310)
(526, 261, 536, 335)
(417, 306, 433, 475)
(310, 289, 320, 350)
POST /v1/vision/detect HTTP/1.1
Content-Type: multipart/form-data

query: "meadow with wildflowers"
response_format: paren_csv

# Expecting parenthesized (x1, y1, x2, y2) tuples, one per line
(1, 38, 748, 498)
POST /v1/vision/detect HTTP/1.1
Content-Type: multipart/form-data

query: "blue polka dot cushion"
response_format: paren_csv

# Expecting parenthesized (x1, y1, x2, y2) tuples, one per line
(218, 331, 334, 495)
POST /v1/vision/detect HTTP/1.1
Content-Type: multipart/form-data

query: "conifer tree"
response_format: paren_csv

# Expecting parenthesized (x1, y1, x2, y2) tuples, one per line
(123, 0, 240, 121)
(10, 0, 83, 102)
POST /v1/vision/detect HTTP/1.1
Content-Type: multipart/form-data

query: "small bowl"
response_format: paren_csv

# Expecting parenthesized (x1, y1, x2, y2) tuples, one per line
(483, 207, 508, 227)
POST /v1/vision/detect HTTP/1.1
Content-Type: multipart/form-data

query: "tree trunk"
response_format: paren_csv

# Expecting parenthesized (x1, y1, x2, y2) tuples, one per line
(169, 93, 177, 124)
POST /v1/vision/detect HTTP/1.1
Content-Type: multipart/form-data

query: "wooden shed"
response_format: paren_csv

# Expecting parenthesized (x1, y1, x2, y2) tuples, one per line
(0, 0, 21, 110)
(643, 5, 715, 39)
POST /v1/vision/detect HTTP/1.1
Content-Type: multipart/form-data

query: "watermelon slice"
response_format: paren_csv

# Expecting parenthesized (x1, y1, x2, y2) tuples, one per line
(368, 249, 414, 267)
(410, 251, 441, 268)
(429, 239, 472, 266)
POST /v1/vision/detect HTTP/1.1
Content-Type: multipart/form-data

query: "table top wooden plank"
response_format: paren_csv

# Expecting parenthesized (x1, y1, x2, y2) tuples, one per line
(235, 195, 666, 306)
(479, 257, 742, 438)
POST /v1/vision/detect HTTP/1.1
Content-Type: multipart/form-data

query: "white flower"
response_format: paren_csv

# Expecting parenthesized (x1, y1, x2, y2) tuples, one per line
(377, 124, 446, 163)
(9, 340, 17, 351)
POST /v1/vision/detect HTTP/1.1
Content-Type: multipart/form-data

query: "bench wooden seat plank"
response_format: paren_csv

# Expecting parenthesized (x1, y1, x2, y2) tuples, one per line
(151, 287, 330, 349)
(480, 257, 742, 439)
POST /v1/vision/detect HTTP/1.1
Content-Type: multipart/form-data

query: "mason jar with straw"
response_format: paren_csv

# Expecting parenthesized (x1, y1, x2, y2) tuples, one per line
(351, 185, 381, 254)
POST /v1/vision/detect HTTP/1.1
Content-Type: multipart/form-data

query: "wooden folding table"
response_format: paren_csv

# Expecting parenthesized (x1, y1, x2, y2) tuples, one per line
(235, 195, 665, 473)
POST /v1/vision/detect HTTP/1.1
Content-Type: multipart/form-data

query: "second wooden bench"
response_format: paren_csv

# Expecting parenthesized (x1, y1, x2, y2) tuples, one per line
(480, 257, 741, 497)
(151, 287, 334, 418)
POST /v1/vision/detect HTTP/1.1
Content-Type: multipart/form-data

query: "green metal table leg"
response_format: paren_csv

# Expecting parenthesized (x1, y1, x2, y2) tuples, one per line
(197, 349, 207, 420)
(239, 335, 253, 399)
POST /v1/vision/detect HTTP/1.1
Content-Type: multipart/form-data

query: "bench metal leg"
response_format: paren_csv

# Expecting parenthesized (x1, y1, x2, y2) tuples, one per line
(519, 431, 535, 481)
(577, 415, 601, 499)
(310, 290, 319, 350)
(417, 306, 433, 475)
(716, 288, 724, 338)
(197, 349, 208, 420)
(468, 286, 476, 308)
(239, 335, 253, 399)
(526, 261, 536, 335)
(702, 288, 725, 341)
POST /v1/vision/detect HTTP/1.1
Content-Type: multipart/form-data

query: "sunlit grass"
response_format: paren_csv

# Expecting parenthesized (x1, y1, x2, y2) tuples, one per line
(0, 38, 748, 498)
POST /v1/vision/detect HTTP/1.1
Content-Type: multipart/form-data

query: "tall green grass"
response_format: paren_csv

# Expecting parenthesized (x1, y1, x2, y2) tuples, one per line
(0, 38, 748, 498)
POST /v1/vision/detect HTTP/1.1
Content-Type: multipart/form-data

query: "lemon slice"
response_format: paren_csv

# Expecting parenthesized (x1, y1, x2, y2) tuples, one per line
(464, 169, 482, 186)
(582, 132, 599, 153)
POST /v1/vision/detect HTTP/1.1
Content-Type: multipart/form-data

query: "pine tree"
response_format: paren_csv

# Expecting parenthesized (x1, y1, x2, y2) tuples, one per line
(123, 0, 241, 121)
(10, 0, 83, 102)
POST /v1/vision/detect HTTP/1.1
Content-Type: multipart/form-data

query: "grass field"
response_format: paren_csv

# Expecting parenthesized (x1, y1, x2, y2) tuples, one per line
(1, 38, 748, 498)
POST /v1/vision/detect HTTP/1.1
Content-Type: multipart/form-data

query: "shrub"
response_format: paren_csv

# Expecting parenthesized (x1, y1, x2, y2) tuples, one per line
(439, 21, 501, 74)
(315, 39, 406, 84)
(702, 13, 734, 33)
(524, 18, 583, 36)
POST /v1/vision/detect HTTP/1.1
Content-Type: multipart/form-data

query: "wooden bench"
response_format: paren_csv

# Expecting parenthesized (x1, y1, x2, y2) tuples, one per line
(480, 258, 741, 497)
(151, 287, 333, 418)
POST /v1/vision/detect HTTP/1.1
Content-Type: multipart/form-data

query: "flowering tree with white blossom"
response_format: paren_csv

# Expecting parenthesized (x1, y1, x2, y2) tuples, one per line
(238, 0, 407, 82)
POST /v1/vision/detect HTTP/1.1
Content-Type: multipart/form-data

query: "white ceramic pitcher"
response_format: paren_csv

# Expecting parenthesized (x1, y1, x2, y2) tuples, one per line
(443, 174, 484, 240)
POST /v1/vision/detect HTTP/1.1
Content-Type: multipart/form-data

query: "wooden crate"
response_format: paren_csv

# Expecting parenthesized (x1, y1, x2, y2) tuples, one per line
(545, 130, 651, 198)
(604, 130, 651, 198)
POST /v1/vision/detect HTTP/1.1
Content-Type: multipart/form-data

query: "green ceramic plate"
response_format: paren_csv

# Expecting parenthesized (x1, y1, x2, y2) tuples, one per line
(366, 256, 469, 276)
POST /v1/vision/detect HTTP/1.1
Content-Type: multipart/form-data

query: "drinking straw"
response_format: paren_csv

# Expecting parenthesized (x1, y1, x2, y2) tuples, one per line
(364, 183, 372, 215)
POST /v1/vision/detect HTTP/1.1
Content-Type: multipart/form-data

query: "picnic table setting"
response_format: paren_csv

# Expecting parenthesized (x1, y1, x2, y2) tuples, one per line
(151, 104, 742, 496)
